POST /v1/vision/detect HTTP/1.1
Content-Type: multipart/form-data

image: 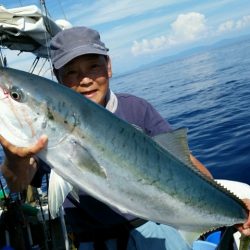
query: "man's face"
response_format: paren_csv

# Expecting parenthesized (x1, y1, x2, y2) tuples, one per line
(57, 54, 112, 106)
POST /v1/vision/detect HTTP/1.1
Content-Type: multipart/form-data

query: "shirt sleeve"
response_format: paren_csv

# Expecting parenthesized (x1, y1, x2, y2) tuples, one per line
(143, 101, 172, 136)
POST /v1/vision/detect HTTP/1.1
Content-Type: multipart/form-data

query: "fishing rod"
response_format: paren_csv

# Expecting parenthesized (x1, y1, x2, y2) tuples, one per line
(0, 177, 50, 249)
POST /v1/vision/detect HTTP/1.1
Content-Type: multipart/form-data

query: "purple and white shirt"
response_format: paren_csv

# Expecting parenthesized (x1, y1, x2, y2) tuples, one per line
(113, 93, 171, 136)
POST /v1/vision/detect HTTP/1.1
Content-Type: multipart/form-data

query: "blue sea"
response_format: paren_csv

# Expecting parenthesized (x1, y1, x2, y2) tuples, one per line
(111, 38, 250, 185)
(0, 38, 250, 186)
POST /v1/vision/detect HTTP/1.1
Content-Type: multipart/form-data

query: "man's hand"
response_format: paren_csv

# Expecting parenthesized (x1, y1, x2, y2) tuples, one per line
(236, 199, 250, 236)
(0, 135, 48, 192)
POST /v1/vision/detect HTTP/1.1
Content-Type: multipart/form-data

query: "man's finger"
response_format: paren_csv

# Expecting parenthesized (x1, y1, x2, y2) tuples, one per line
(0, 134, 48, 157)
(29, 135, 48, 155)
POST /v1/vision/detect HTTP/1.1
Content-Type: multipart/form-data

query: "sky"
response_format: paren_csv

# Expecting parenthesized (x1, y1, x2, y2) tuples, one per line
(1, 0, 250, 76)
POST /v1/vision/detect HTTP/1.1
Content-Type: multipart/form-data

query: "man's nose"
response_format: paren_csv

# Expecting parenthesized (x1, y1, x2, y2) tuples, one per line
(79, 75, 92, 86)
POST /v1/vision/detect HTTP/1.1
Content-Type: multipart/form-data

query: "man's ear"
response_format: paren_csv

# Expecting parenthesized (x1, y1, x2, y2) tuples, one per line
(106, 56, 112, 78)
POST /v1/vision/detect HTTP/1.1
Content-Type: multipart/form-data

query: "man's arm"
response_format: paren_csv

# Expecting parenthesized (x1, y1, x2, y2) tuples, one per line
(190, 154, 213, 178)
(237, 199, 250, 236)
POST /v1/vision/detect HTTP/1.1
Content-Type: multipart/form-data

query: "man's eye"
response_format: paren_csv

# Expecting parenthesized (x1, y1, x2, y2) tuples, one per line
(91, 64, 99, 69)
(67, 70, 77, 75)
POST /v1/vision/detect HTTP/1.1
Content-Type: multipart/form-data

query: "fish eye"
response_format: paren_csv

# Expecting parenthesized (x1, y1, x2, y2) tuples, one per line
(10, 86, 25, 102)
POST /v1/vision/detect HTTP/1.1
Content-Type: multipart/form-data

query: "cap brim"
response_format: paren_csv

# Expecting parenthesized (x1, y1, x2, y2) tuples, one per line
(53, 46, 108, 69)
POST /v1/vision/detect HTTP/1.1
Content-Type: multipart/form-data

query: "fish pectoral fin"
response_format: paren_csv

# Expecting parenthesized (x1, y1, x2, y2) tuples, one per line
(70, 139, 107, 179)
(153, 128, 194, 168)
(48, 169, 74, 218)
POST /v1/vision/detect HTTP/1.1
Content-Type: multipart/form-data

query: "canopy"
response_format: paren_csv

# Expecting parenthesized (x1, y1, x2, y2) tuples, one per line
(0, 5, 70, 58)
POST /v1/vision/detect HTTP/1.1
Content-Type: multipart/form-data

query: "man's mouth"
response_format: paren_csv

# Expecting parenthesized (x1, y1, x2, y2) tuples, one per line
(82, 89, 97, 98)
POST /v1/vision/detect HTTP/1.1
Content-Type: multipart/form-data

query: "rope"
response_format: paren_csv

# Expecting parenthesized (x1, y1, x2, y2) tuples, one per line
(29, 56, 40, 73)
(56, 0, 68, 21)
(38, 0, 55, 77)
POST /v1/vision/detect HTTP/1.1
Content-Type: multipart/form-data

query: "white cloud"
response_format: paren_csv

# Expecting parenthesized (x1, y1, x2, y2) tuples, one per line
(131, 12, 207, 56)
(217, 20, 234, 33)
(217, 15, 250, 34)
(171, 12, 207, 40)
(131, 11, 250, 56)
(131, 36, 176, 56)
(235, 15, 250, 29)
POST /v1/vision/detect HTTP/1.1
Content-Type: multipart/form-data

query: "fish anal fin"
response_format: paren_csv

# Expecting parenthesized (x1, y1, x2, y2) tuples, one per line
(178, 229, 203, 247)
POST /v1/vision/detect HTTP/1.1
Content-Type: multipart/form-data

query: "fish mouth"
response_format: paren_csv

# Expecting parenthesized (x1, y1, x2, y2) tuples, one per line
(0, 86, 9, 100)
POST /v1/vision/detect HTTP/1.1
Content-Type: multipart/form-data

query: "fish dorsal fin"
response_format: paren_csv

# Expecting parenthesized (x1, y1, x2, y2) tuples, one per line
(153, 128, 193, 168)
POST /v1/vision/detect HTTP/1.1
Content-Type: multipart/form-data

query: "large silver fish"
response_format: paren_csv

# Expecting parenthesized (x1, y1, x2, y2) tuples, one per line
(0, 67, 248, 236)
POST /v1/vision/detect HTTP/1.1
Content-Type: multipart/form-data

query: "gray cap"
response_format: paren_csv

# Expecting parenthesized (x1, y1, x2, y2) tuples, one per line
(50, 26, 109, 69)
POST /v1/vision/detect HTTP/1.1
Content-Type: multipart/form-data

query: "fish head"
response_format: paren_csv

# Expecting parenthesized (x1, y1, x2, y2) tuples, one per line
(0, 67, 77, 148)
